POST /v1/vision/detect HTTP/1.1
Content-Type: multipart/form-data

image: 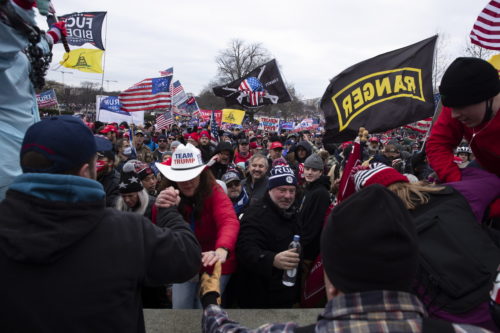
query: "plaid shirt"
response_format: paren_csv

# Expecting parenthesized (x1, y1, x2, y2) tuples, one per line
(202, 290, 492, 333)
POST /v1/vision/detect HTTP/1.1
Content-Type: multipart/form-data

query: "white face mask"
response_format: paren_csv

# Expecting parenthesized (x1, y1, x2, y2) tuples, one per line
(123, 147, 132, 156)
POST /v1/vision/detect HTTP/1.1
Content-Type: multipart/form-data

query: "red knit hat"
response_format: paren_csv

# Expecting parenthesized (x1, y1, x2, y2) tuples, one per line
(353, 163, 408, 191)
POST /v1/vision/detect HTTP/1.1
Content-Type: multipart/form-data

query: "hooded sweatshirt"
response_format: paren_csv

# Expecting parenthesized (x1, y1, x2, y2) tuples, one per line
(0, 173, 201, 333)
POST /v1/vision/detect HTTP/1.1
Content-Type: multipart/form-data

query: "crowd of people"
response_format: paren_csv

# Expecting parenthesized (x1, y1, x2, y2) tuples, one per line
(1, 1, 500, 331)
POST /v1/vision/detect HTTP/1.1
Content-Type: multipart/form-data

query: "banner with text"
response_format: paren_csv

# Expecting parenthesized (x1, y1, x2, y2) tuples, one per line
(60, 11, 107, 50)
(36, 89, 58, 108)
(258, 116, 280, 132)
(96, 95, 144, 125)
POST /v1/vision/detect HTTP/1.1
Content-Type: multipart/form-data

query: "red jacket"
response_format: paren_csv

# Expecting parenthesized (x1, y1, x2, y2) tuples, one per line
(180, 184, 240, 275)
(426, 106, 500, 183)
(233, 151, 252, 164)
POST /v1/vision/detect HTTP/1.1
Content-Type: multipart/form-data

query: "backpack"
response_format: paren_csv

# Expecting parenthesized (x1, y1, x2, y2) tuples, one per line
(411, 186, 500, 314)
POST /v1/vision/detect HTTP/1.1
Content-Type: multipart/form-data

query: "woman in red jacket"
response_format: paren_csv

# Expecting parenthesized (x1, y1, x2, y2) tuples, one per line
(156, 143, 240, 309)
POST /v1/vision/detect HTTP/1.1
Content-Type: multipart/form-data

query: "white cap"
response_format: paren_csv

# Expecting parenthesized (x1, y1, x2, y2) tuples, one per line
(156, 143, 206, 182)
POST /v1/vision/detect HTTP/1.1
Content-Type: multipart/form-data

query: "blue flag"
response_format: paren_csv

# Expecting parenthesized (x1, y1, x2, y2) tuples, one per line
(151, 76, 172, 94)
(100, 96, 130, 115)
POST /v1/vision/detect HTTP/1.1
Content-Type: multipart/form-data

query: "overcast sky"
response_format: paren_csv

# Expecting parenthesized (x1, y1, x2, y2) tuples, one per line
(37, 0, 489, 100)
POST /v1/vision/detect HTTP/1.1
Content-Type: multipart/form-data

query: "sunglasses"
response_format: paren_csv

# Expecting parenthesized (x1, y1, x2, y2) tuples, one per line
(158, 139, 167, 142)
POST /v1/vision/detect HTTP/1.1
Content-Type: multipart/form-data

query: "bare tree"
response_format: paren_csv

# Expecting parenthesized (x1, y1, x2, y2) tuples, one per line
(215, 39, 272, 83)
(464, 38, 495, 60)
(433, 34, 453, 91)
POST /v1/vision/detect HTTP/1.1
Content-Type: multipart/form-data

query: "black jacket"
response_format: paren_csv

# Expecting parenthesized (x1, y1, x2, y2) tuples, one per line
(236, 193, 301, 308)
(98, 168, 121, 207)
(241, 175, 269, 207)
(0, 190, 201, 333)
(298, 176, 331, 260)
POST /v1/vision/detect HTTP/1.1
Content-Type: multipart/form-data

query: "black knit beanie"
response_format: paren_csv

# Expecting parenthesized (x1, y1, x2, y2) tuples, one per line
(320, 184, 418, 293)
(439, 57, 500, 107)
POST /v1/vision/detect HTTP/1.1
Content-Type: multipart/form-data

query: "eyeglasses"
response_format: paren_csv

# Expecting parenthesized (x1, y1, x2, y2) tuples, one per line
(158, 139, 167, 142)
(227, 181, 240, 188)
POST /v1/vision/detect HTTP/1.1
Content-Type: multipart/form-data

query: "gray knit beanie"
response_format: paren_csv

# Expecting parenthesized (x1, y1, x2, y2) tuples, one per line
(304, 153, 323, 170)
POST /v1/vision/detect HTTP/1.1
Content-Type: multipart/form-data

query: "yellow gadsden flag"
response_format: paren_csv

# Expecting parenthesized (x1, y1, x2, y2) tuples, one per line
(221, 108, 245, 125)
(60, 48, 104, 74)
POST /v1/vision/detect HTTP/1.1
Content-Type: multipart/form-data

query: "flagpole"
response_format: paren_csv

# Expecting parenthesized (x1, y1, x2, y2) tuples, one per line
(100, 13, 109, 93)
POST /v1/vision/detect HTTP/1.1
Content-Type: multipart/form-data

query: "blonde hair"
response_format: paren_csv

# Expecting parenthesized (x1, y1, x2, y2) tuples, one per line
(387, 181, 445, 210)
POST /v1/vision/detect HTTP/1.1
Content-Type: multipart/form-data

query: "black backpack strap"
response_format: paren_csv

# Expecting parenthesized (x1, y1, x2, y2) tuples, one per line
(422, 317, 455, 333)
(294, 323, 316, 333)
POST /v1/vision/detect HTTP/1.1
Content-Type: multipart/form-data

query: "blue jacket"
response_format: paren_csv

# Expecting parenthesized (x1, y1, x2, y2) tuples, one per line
(0, 2, 50, 198)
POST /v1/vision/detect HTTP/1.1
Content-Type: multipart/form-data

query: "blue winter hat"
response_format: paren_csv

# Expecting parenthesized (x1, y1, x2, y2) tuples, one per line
(21, 116, 97, 173)
(268, 165, 297, 190)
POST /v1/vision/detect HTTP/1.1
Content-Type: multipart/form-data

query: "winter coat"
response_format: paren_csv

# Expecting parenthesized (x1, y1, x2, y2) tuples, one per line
(241, 175, 269, 207)
(98, 168, 121, 207)
(426, 106, 500, 182)
(0, 173, 201, 333)
(295, 141, 313, 163)
(298, 176, 331, 260)
(179, 184, 240, 275)
(236, 193, 301, 308)
(0, 5, 49, 199)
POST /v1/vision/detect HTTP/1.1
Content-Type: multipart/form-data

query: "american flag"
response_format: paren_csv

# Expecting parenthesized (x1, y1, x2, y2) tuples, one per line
(172, 80, 188, 106)
(238, 77, 266, 106)
(119, 76, 172, 112)
(159, 67, 174, 76)
(210, 110, 219, 145)
(156, 111, 174, 130)
(470, 0, 500, 50)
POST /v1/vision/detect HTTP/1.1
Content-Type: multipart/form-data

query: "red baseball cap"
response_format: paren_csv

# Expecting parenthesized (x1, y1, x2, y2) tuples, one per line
(100, 124, 118, 134)
(270, 141, 283, 149)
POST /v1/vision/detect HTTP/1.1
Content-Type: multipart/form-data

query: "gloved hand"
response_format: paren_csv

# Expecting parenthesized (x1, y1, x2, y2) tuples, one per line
(47, 20, 67, 44)
(199, 261, 221, 308)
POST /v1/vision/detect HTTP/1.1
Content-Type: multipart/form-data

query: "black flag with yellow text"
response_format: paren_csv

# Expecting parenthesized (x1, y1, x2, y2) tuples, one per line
(320, 35, 437, 143)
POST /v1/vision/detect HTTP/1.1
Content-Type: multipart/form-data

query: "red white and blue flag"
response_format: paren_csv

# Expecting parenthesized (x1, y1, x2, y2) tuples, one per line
(470, 0, 500, 50)
(159, 67, 173, 76)
(210, 110, 220, 145)
(119, 76, 172, 112)
(238, 77, 266, 106)
(36, 89, 58, 108)
(172, 80, 188, 106)
(156, 111, 174, 130)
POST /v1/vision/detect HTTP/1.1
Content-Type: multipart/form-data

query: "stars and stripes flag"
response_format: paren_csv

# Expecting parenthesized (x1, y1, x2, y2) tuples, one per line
(172, 80, 188, 106)
(238, 77, 266, 106)
(156, 111, 174, 130)
(160, 67, 173, 76)
(470, 0, 500, 50)
(210, 110, 220, 145)
(119, 76, 172, 112)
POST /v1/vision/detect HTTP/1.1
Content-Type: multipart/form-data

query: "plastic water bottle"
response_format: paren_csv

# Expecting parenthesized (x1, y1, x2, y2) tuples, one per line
(282, 235, 301, 287)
